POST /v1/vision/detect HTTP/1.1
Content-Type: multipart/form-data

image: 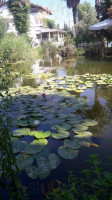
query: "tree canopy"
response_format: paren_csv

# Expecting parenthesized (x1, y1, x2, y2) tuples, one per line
(64, 0, 80, 23)
(75, 2, 98, 44)
(99, 0, 112, 20)
(43, 18, 56, 29)
(77, 1, 91, 21)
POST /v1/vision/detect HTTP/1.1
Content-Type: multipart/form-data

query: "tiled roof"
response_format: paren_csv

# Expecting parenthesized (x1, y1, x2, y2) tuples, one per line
(0, 2, 52, 15)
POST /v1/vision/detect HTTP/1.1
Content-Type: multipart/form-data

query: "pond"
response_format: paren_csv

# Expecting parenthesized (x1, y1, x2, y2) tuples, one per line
(1, 57, 112, 200)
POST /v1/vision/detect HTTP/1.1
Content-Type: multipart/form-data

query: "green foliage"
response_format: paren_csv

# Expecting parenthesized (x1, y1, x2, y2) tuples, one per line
(47, 155, 112, 200)
(75, 3, 99, 44)
(100, 0, 112, 20)
(0, 51, 28, 199)
(0, 17, 7, 40)
(43, 18, 56, 29)
(0, 34, 35, 72)
(77, 1, 91, 21)
(58, 31, 76, 58)
(108, 6, 112, 19)
(7, 0, 30, 34)
(64, 31, 75, 46)
(36, 42, 57, 59)
(74, 48, 85, 56)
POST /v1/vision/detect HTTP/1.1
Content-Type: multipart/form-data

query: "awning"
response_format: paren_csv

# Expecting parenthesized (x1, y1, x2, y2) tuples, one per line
(89, 19, 112, 30)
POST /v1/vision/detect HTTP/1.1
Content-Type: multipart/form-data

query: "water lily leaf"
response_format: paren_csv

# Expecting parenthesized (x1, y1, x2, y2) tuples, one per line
(17, 114, 28, 120)
(37, 157, 51, 180)
(51, 126, 57, 130)
(72, 124, 88, 132)
(30, 113, 43, 117)
(74, 135, 91, 142)
(82, 119, 98, 126)
(67, 118, 81, 125)
(56, 123, 71, 131)
(33, 148, 50, 159)
(24, 139, 47, 154)
(16, 155, 33, 170)
(25, 165, 39, 179)
(13, 141, 27, 153)
(57, 113, 68, 119)
(91, 143, 99, 148)
(13, 128, 30, 137)
(64, 138, 81, 150)
(58, 146, 78, 160)
(75, 89, 84, 93)
(16, 120, 29, 127)
(74, 131, 92, 137)
(79, 140, 91, 147)
(48, 153, 60, 170)
(33, 130, 51, 139)
(52, 130, 70, 139)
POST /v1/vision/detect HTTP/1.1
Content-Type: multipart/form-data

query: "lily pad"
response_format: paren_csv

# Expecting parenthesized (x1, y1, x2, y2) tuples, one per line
(16, 155, 33, 170)
(48, 153, 60, 170)
(72, 124, 88, 132)
(24, 139, 47, 154)
(74, 131, 92, 137)
(67, 118, 81, 125)
(25, 165, 39, 179)
(74, 134, 91, 142)
(37, 157, 51, 180)
(16, 120, 29, 127)
(52, 130, 70, 139)
(13, 128, 30, 137)
(13, 141, 27, 153)
(17, 114, 28, 120)
(33, 130, 51, 139)
(82, 119, 98, 126)
(79, 140, 91, 147)
(58, 146, 78, 159)
(64, 138, 81, 150)
(33, 148, 50, 159)
(56, 123, 71, 131)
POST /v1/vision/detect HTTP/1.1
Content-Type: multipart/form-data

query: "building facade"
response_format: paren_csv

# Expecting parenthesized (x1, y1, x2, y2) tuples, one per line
(0, 2, 65, 47)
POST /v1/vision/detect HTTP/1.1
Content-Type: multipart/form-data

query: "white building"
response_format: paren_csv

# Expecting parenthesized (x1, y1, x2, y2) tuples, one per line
(0, 2, 65, 47)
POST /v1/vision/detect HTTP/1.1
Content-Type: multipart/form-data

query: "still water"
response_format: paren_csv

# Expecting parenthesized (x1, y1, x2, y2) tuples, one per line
(18, 58, 112, 200)
(2, 58, 112, 200)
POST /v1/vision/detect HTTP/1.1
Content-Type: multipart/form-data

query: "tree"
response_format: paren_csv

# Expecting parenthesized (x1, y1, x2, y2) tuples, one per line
(43, 18, 56, 29)
(98, 1, 112, 44)
(75, 3, 99, 44)
(77, 1, 91, 21)
(99, 0, 112, 20)
(7, 0, 30, 34)
(108, 6, 112, 18)
(63, 0, 80, 24)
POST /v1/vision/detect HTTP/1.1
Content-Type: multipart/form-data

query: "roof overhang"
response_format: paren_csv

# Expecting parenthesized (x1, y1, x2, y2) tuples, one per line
(89, 19, 112, 30)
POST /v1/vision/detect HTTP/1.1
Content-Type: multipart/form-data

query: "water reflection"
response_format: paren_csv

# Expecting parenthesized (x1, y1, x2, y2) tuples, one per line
(59, 58, 112, 76)
(81, 85, 108, 136)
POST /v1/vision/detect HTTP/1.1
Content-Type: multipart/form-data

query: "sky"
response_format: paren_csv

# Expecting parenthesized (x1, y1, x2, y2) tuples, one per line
(31, 0, 95, 28)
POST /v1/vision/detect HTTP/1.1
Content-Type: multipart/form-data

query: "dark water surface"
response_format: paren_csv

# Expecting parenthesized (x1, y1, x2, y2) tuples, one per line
(20, 58, 112, 200)
(2, 58, 112, 200)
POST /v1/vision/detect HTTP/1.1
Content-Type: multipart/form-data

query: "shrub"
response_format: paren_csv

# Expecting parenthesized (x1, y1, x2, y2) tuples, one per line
(0, 34, 35, 72)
